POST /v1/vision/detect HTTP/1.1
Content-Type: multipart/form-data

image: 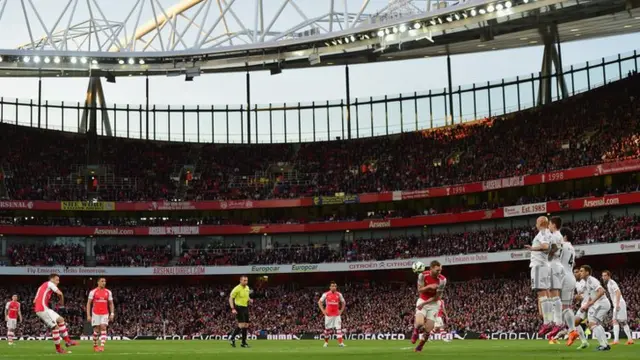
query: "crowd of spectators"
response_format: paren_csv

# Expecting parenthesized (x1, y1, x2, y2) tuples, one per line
(4, 214, 635, 267)
(94, 245, 173, 267)
(7, 244, 84, 267)
(2, 74, 639, 202)
(0, 269, 638, 337)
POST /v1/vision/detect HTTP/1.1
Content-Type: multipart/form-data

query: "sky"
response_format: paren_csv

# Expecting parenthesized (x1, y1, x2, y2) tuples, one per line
(0, 0, 639, 143)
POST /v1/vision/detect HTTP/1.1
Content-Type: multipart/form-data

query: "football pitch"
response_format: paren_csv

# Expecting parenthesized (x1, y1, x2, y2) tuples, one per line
(0, 340, 637, 359)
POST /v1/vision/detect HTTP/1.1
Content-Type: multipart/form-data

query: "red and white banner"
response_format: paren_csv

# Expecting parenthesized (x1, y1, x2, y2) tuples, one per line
(0, 192, 638, 236)
(503, 202, 547, 218)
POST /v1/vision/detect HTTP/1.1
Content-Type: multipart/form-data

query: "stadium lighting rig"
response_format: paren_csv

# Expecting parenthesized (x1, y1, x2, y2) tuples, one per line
(321, 0, 523, 49)
(0, 0, 559, 77)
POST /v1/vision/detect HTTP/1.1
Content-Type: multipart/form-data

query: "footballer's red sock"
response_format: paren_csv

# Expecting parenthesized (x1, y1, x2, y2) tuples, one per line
(336, 330, 344, 344)
(58, 323, 71, 343)
(93, 331, 98, 346)
(52, 330, 61, 350)
(324, 330, 330, 344)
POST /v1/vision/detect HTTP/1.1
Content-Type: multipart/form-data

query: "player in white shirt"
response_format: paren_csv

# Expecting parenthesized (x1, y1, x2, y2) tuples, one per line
(578, 265, 611, 351)
(567, 267, 590, 347)
(545, 217, 566, 339)
(602, 270, 634, 345)
(525, 216, 553, 336)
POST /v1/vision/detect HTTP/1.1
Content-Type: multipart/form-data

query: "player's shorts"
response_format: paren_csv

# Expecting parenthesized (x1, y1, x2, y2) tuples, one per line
(530, 265, 550, 290)
(324, 315, 342, 330)
(235, 306, 249, 323)
(434, 316, 444, 329)
(587, 301, 611, 324)
(560, 273, 577, 305)
(91, 313, 110, 327)
(36, 309, 60, 329)
(6, 319, 17, 329)
(612, 300, 628, 322)
(549, 264, 565, 290)
(415, 298, 439, 321)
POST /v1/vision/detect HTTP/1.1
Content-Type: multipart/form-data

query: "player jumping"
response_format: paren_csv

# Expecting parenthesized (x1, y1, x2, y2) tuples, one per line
(86, 278, 115, 352)
(413, 260, 447, 352)
(318, 281, 346, 347)
(602, 270, 634, 345)
(525, 216, 554, 336)
(578, 265, 611, 351)
(5, 295, 22, 346)
(545, 217, 566, 339)
(33, 273, 78, 354)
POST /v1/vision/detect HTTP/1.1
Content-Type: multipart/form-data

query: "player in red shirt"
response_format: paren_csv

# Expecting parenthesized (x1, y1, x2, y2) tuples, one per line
(318, 281, 346, 348)
(412, 260, 447, 352)
(429, 300, 451, 342)
(5, 295, 22, 346)
(33, 273, 78, 354)
(86, 278, 115, 352)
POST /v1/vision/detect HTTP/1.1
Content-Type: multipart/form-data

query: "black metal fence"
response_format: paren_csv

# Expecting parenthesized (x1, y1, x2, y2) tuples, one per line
(1, 50, 638, 144)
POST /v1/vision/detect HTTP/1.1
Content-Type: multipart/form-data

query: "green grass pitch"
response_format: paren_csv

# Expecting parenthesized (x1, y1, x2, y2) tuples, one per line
(0, 340, 636, 359)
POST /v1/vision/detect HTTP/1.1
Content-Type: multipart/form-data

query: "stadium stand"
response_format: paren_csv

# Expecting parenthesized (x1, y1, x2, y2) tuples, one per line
(1, 74, 639, 201)
(4, 214, 638, 267)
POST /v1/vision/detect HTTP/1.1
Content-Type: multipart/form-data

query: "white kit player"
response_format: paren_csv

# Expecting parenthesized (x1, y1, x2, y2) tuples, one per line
(602, 270, 634, 345)
(545, 217, 566, 339)
(318, 281, 346, 348)
(578, 265, 611, 351)
(86, 278, 115, 352)
(568, 267, 591, 347)
(33, 273, 77, 354)
(413, 260, 446, 352)
(5, 295, 22, 345)
(525, 216, 553, 336)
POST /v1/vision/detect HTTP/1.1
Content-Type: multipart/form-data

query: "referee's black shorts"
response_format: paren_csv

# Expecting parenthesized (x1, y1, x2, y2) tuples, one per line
(235, 305, 249, 323)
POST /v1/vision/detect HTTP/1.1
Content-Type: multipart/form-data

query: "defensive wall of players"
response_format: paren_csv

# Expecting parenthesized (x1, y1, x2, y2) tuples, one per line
(0, 49, 639, 143)
(0, 239, 638, 276)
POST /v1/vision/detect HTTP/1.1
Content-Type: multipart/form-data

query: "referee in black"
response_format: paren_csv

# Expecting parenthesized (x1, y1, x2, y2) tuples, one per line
(228, 275, 252, 348)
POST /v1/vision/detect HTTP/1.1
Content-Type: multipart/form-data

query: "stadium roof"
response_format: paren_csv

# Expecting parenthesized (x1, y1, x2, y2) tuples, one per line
(0, 0, 638, 77)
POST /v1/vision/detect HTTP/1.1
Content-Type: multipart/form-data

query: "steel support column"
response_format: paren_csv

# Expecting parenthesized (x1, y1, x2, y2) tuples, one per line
(37, 76, 42, 128)
(146, 74, 150, 140)
(345, 65, 352, 140)
(246, 71, 251, 144)
(79, 77, 112, 136)
(537, 24, 568, 106)
(447, 54, 454, 125)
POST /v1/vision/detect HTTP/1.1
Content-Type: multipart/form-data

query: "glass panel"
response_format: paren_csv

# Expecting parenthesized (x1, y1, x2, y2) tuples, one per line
(588, 61, 604, 90)
(212, 108, 228, 143)
(271, 104, 285, 143)
(314, 105, 329, 142)
(299, 105, 314, 143)
(227, 107, 242, 144)
(328, 101, 343, 140)
(129, 108, 141, 139)
(386, 97, 401, 134)
(503, 84, 519, 115)
(572, 67, 589, 95)
(372, 97, 386, 136)
(620, 58, 636, 78)
(490, 83, 504, 117)
(356, 100, 372, 138)
(460, 89, 475, 123)
(604, 60, 620, 84)
(415, 96, 430, 129)
(402, 96, 416, 132)
(184, 108, 198, 143)
(255, 107, 270, 143)
(17, 101, 31, 128)
(169, 108, 183, 142)
(48, 101, 62, 131)
(199, 109, 213, 143)
(154, 106, 169, 141)
(286, 105, 300, 143)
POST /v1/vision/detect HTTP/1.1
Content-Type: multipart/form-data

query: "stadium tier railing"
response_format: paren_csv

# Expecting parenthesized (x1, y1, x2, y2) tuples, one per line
(0, 50, 638, 143)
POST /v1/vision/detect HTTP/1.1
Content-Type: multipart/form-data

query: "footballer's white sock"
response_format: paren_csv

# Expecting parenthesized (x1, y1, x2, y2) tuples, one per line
(613, 324, 620, 342)
(551, 297, 563, 325)
(592, 325, 608, 347)
(563, 309, 576, 331)
(576, 325, 587, 342)
(540, 297, 553, 324)
(623, 324, 632, 341)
